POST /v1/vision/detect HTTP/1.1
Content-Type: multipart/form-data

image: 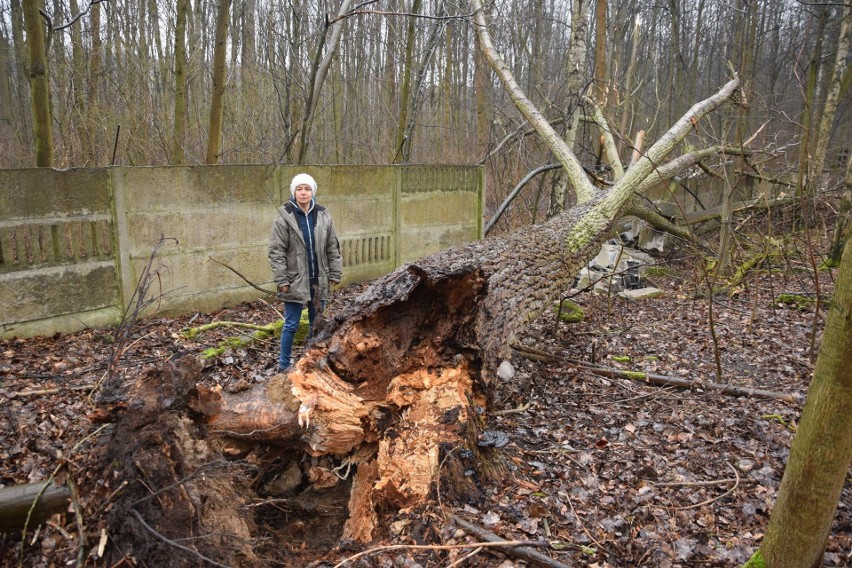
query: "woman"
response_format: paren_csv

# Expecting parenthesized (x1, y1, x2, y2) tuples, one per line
(268, 173, 343, 371)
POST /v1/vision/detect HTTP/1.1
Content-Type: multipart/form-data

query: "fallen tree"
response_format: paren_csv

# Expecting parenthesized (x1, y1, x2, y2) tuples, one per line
(91, 5, 743, 565)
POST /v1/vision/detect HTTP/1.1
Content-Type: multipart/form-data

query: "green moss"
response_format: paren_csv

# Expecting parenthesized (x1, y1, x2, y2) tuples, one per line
(612, 355, 631, 363)
(554, 299, 585, 323)
(201, 346, 225, 359)
(762, 414, 797, 432)
(774, 293, 815, 310)
(293, 311, 310, 345)
(185, 313, 310, 362)
(623, 370, 647, 380)
(742, 550, 766, 568)
(644, 266, 673, 278)
(819, 257, 841, 269)
(644, 355, 659, 361)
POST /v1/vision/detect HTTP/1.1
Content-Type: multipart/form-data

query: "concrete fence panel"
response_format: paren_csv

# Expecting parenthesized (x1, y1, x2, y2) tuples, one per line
(1, 164, 483, 339)
(0, 169, 121, 337)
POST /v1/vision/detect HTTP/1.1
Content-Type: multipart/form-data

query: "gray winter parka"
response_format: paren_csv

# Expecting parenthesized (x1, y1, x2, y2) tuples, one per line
(268, 200, 343, 304)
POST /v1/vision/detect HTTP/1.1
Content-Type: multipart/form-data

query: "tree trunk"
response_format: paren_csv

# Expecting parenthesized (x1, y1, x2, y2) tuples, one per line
(297, 0, 354, 164)
(757, 236, 852, 568)
(549, 0, 592, 215)
(172, 0, 189, 165)
(205, 0, 231, 164)
(811, 5, 851, 187)
(23, 0, 52, 167)
(392, 0, 422, 163)
(828, 148, 852, 265)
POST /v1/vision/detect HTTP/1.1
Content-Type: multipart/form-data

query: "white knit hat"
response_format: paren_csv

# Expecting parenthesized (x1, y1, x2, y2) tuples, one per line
(290, 173, 317, 196)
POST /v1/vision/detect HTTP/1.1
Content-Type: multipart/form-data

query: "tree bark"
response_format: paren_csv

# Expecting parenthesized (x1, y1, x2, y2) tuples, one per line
(811, 5, 851, 187)
(23, 0, 52, 167)
(297, 0, 354, 164)
(549, 0, 592, 214)
(205, 0, 231, 164)
(172, 0, 189, 165)
(758, 236, 852, 568)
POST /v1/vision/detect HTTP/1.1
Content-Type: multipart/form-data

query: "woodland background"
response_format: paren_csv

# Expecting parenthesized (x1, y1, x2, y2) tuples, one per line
(1, 0, 850, 232)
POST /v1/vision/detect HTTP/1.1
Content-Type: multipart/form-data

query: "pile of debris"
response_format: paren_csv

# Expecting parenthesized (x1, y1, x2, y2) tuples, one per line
(574, 239, 664, 299)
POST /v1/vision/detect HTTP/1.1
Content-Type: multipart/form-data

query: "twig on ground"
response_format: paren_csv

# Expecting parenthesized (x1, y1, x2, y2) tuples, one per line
(564, 494, 608, 556)
(649, 477, 741, 488)
(67, 479, 86, 568)
(10, 385, 96, 398)
(446, 546, 484, 567)
(332, 537, 550, 568)
(493, 402, 532, 416)
(669, 463, 741, 511)
(451, 515, 573, 568)
(511, 344, 797, 402)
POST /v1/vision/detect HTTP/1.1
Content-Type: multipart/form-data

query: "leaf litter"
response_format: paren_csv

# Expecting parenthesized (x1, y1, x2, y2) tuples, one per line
(0, 257, 849, 567)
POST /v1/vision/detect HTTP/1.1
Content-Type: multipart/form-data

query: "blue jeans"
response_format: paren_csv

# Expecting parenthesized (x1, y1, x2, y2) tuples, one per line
(279, 299, 321, 371)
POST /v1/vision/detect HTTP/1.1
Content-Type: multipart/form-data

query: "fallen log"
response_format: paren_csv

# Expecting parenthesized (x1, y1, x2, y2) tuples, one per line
(576, 361, 798, 403)
(0, 481, 71, 532)
(510, 345, 798, 403)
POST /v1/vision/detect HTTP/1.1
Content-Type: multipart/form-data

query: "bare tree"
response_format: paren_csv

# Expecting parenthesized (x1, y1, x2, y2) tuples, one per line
(206, 0, 231, 164)
(22, 0, 52, 167)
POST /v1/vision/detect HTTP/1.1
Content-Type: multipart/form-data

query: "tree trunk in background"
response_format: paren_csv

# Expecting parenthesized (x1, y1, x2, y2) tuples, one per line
(172, 0, 189, 165)
(797, 6, 828, 196)
(758, 236, 852, 568)
(382, 1, 399, 156)
(0, 37, 12, 129)
(69, 0, 90, 164)
(828, 152, 852, 264)
(297, 0, 354, 164)
(669, 0, 683, 128)
(87, 1, 101, 163)
(473, 20, 489, 156)
(719, 0, 757, 273)
(241, 0, 256, 72)
(549, 0, 591, 216)
(393, 0, 421, 163)
(398, 11, 444, 164)
(811, 6, 851, 187)
(593, 0, 607, 106)
(617, 16, 639, 158)
(22, 0, 52, 167)
(206, 0, 231, 164)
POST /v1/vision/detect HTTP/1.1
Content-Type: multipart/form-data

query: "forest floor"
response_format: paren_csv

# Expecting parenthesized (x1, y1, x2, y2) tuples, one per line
(0, 235, 849, 567)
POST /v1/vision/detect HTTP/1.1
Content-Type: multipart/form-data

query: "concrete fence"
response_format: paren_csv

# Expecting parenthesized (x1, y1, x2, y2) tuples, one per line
(0, 165, 483, 339)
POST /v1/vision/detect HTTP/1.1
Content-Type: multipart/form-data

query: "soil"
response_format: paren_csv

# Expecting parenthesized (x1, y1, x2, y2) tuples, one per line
(0, 244, 849, 567)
